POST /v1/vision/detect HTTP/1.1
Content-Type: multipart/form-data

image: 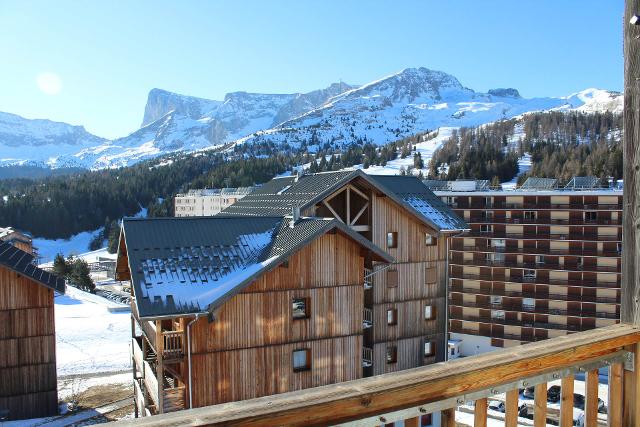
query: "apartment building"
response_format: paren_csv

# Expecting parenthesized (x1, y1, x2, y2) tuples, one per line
(430, 177, 622, 355)
(116, 170, 466, 416)
(174, 187, 254, 217)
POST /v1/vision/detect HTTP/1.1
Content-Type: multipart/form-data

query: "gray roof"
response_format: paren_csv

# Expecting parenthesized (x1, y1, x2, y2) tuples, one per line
(521, 177, 558, 190)
(222, 170, 467, 233)
(0, 241, 64, 293)
(121, 216, 392, 318)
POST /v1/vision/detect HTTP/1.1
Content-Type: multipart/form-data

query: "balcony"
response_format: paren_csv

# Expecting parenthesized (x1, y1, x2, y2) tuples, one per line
(364, 268, 373, 290)
(131, 336, 186, 415)
(362, 347, 373, 368)
(448, 299, 620, 320)
(448, 284, 620, 304)
(450, 243, 621, 258)
(466, 217, 622, 226)
(449, 257, 621, 273)
(464, 230, 622, 242)
(449, 272, 621, 289)
(363, 308, 373, 329)
(132, 300, 185, 361)
(128, 324, 639, 426)
(449, 313, 601, 332)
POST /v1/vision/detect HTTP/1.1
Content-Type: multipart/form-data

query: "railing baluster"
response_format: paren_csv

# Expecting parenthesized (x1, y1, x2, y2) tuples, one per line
(404, 416, 419, 427)
(560, 375, 574, 427)
(534, 382, 547, 427)
(441, 408, 456, 427)
(474, 398, 487, 427)
(586, 369, 599, 427)
(608, 363, 623, 427)
(505, 389, 519, 427)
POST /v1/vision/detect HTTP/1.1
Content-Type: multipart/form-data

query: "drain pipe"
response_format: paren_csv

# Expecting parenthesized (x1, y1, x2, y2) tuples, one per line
(187, 313, 204, 409)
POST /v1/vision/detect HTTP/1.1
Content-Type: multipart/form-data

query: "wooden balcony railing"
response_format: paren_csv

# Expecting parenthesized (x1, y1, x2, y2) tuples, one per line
(363, 308, 372, 329)
(162, 330, 184, 361)
(362, 347, 373, 368)
(117, 324, 640, 426)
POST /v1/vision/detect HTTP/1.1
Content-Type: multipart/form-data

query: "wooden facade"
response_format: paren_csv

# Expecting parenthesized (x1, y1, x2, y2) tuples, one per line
(0, 267, 58, 420)
(124, 173, 458, 417)
(369, 193, 447, 374)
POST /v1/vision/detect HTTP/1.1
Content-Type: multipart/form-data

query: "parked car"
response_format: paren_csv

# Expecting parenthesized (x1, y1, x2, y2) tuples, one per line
(547, 385, 561, 403)
(488, 400, 505, 413)
(522, 386, 536, 399)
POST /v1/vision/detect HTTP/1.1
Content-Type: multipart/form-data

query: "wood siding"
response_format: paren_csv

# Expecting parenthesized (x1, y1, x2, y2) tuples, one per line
(189, 232, 364, 407)
(370, 194, 449, 367)
(0, 268, 58, 420)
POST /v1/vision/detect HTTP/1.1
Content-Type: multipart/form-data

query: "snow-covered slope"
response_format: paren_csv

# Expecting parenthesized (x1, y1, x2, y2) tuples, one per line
(0, 67, 622, 170)
(0, 112, 107, 168)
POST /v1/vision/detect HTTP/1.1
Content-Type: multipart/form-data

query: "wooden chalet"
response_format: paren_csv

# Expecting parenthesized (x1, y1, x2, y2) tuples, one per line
(116, 170, 467, 416)
(0, 241, 65, 420)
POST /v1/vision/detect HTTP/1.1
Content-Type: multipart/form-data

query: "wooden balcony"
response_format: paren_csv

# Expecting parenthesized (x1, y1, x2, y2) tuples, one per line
(118, 324, 640, 426)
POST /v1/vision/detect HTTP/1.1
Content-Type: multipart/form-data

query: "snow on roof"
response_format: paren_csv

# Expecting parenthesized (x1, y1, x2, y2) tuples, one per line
(403, 195, 467, 231)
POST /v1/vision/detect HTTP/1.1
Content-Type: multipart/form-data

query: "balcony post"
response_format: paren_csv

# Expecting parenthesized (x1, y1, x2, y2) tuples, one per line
(624, 2, 640, 426)
(156, 319, 164, 414)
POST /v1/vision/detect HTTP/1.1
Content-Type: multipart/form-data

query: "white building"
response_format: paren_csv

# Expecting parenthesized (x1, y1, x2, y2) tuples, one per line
(174, 187, 254, 217)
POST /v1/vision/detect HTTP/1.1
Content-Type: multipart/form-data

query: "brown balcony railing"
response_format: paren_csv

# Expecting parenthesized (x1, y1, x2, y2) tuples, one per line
(466, 217, 622, 226)
(449, 257, 621, 273)
(449, 244, 621, 258)
(118, 324, 639, 426)
(464, 231, 622, 242)
(448, 299, 620, 319)
(449, 313, 600, 332)
(448, 284, 620, 304)
(449, 272, 621, 289)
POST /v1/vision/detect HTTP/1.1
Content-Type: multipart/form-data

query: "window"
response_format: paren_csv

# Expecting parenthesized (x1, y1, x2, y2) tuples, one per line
(491, 310, 505, 321)
(386, 346, 397, 363)
(480, 224, 492, 233)
(492, 239, 506, 249)
(387, 270, 399, 288)
(523, 269, 536, 279)
(425, 267, 437, 284)
(292, 297, 310, 320)
(424, 305, 435, 320)
(387, 308, 398, 325)
(524, 211, 537, 221)
(618, 243, 623, 255)
(292, 349, 311, 371)
(425, 233, 436, 246)
(387, 232, 398, 248)
(585, 211, 598, 222)
(490, 295, 502, 306)
(523, 298, 536, 311)
(536, 255, 545, 265)
(424, 340, 435, 357)
(485, 197, 493, 208)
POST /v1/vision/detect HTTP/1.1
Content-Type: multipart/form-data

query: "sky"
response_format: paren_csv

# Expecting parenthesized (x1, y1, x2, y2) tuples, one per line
(0, 1, 623, 139)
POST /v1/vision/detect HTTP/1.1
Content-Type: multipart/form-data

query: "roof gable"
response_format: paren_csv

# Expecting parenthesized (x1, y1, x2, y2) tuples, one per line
(222, 170, 468, 233)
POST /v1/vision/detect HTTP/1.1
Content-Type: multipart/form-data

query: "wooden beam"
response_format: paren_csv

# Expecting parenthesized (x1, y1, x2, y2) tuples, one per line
(623, 0, 640, 326)
(156, 320, 164, 414)
(623, 343, 640, 426)
(608, 363, 623, 427)
(116, 325, 640, 427)
(322, 200, 344, 223)
(474, 398, 487, 427)
(505, 389, 519, 427)
(350, 225, 370, 232)
(534, 382, 547, 427)
(560, 375, 574, 427)
(348, 183, 369, 201)
(350, 202, 369, 225)
(585, 369, 599, 427)
(346, 186, 351, 225)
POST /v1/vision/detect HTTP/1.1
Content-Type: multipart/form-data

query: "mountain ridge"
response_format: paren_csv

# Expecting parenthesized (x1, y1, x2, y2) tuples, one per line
(0, 67, 623, 171)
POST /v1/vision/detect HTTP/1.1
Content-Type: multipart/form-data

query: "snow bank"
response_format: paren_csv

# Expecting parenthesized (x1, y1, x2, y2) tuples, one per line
(55, 286, 131, 376)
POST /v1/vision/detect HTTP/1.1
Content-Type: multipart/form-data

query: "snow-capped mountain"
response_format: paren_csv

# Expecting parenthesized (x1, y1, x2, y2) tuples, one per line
(0, 67, 622, 170)
(0, 112, 107, 168)
(237, 68, 622, 149)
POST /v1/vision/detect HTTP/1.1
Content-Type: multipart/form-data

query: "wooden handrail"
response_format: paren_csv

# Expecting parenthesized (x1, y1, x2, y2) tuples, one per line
(115, 324, 640, 426)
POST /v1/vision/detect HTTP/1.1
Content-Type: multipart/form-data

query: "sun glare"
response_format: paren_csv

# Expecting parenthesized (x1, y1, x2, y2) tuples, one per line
(36, 72, 62, 95)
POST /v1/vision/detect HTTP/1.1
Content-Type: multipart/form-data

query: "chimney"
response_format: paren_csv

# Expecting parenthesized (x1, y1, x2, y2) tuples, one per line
(289, 207, 301, 228)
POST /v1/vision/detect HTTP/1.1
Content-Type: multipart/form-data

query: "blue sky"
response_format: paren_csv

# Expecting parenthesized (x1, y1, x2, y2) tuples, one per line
(0, 1, 623, 139)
